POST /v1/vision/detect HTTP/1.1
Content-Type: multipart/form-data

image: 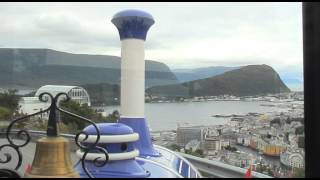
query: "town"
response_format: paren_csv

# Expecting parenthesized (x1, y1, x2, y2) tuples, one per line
(150, 92, 305, 178)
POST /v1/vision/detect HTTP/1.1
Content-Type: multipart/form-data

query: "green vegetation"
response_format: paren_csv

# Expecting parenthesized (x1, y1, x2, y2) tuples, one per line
(59, 100, 118, 133)
(22, 100, 119, 134)
(0, 89, 120, 133)
(147, 65, 290, 97)
(184, 149, 205, 158)
(293, 168, 305, 178)
(0, 89, 19, 114)
(167, 144, 181, 151)
(255, 164, 273, 176)
(0, 89, 25, 130)
(0, 107, 11, 121)
(0, 89, 20, 124)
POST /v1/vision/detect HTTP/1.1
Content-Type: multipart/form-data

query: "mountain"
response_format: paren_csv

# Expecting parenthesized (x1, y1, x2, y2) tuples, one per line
(173, 66, 241, 83)
(82, 83, 120, 106)
(146, 65, 291, 97)
(0, 48, 178, 89)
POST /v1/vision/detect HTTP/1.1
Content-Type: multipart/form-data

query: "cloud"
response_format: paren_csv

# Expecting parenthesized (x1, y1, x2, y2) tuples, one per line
(32, 14, 119, 49)
(0, 2, 302, 71)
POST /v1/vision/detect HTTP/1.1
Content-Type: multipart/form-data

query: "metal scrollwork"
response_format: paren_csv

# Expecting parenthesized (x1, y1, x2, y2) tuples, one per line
(0, 169, 22, 178)
(0, 92, 108, 178)
(80, 146, 109, 178)
(0, 93, 53, 177)
(55, 93, 109, 178)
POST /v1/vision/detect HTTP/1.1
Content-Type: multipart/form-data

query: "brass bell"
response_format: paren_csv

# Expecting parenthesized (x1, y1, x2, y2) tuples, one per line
(24, 136, 79, 178)
(24, 96, 80, 178)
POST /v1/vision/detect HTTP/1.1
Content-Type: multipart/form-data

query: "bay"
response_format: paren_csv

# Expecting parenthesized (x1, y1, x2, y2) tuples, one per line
(99, 101, 287, 131)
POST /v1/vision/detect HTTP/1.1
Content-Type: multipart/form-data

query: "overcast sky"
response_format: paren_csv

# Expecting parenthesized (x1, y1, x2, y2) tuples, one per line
(0, 2, 302, 74)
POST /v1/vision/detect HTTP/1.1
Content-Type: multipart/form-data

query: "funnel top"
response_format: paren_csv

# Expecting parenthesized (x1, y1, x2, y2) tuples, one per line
(112, 9, 154, 21)
(111, 9, 155, 41)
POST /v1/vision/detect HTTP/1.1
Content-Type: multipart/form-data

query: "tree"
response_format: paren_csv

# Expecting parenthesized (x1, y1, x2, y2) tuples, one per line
(184, 148, 205, 158)
(266, 167, 274, 176)
(0, 107, 11, 121)
(0, 89, 20, 114)
(0, 90, 21, 129)
(167, 144, 180, 151)
(60, 100, 118, 133)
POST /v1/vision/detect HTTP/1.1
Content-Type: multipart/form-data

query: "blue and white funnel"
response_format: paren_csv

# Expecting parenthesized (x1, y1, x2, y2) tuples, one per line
(75, 10, 202, 178)
(112, 9, 160, 157)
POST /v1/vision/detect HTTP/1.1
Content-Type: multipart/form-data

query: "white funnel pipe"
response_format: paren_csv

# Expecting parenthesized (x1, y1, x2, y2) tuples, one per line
(120, 39, 145, 117)
(112, 9, 159, 157)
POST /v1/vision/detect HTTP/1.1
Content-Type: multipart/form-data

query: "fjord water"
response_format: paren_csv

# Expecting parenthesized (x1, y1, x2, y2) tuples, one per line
(101, 101, 286, 131)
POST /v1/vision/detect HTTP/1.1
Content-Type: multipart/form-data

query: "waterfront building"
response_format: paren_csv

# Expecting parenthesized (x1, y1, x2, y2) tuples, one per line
(35, 85, 91, 106)
(237, 135, 245, 145)
(288, 133, 298, 146)
(263, 145, 286, 156)
(280, 148, 305, 169)
(220, 138, 231, 147)
(257, 138, 267, 152)
(243, 137, 251, 146)
(204, 128, 231, 155)
(204, 133, 221, 154)
(176, 126, 205, 147)
(19, 85, 91, 115)
(249, 137, 258, 149)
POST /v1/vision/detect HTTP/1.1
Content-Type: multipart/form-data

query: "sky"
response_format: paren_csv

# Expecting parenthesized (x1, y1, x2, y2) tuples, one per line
(0, 2, 303, 89)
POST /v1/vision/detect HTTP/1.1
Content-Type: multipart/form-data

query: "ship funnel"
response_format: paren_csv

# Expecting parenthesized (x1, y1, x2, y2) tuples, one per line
(112, 9, 160, 157)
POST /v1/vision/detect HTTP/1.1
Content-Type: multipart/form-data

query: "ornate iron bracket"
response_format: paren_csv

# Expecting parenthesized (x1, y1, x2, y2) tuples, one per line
(0, 92, 108, 178)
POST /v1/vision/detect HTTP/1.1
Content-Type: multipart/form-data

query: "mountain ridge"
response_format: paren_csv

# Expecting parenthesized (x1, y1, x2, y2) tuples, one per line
(0, 48, 178, 89)
(147, 64, 291, 97)
(173, 66, 241, 83)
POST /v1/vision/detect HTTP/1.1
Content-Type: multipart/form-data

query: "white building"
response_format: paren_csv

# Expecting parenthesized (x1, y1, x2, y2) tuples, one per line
(288, 133, 298, 146)
(176, 126, 205, 147)
(185, 140, 201, 152)
(204, 135, 220, 155)
(204, 129, 230, 155)
(256, 138, 267, 152)
(220, 138, 231, 148)
(35, 85, 91, 106)
(280, 148, 305, 169)
(19, 85, 91, 116)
